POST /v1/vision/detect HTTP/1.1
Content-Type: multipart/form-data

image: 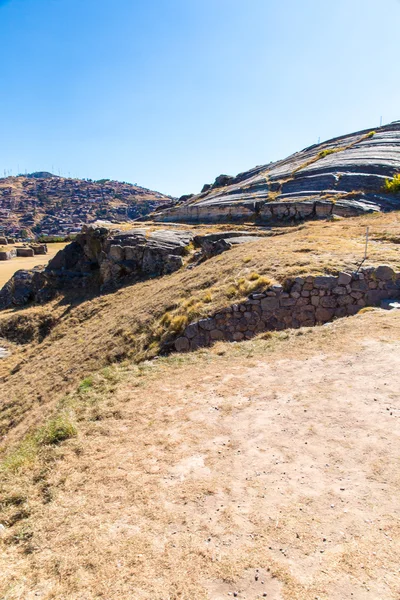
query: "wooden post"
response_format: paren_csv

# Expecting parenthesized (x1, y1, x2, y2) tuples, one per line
(364, 226, 369, 260)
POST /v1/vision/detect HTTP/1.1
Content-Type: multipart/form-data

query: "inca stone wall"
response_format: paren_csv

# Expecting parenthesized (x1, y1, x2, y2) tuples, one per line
(174, 266, 400, 352)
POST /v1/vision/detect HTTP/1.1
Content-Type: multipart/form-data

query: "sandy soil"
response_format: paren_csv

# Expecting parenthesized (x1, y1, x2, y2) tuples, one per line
(0, 243, 67, 287)
(1, 310, 399, 599)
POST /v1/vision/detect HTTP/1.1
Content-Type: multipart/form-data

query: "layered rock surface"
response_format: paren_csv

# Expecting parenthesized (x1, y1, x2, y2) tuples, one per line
(155, 121, 400, 224)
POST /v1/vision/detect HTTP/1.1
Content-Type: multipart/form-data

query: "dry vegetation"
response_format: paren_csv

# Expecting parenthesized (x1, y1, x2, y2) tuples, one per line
(0, 211, 400, 598)
(1, 309, 400, 599)
(0, 211, 400, 445)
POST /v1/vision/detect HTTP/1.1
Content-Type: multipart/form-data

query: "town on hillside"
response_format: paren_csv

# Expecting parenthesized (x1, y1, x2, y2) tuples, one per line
(0, 172, 175, 240)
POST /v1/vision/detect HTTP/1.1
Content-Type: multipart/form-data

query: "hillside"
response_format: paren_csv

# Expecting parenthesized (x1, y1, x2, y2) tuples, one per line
(0, 202, 400, 597)
(0, 173, 174, 238)
(0, 277, 400, 598)
(155, 121, 400, 223)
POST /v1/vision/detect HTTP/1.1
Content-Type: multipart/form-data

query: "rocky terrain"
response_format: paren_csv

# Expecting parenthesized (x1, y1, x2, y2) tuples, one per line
(155, 121, 400, 223)
(0, 226, 268, 309)
(0, 173, 174, 238)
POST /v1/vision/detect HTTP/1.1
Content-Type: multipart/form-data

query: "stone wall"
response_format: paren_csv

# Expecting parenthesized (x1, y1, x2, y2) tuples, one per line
(174, 266, 400, 352)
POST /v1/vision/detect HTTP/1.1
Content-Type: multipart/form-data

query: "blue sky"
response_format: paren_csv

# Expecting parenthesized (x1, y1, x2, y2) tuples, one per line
(0, 0, 399, 196)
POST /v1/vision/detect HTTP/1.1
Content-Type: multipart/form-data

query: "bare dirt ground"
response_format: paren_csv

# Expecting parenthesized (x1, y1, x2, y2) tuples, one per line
(0, 243, 67, 287)
(1, 309, 399, 599)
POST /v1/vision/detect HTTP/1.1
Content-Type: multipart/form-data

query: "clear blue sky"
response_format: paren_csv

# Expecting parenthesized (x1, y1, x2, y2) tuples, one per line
(0, 0, 399, 196)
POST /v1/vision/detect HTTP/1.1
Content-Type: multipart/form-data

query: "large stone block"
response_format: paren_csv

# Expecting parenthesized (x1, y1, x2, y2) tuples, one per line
(175, 337, 190, 352)
(16, 247, 34, 257)
(210, 329, 226, 340)
(332, 286, 347, 295)
(280, 297, 297, 307)
(374, 265, 395, 281)
(315, 307, 335, 322)
(198, 318, 215, 331)
(320, 296, 337, 308)
(261, 296, 279, 310)
(338, 272, 352, 285)
(184, 323, 199, 339)
(314, 276, 338, 290)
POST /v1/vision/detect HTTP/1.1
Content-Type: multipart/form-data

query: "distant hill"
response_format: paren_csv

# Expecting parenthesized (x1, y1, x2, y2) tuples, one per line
(0, 174, 175, 238)
(155, 121, 400, 223)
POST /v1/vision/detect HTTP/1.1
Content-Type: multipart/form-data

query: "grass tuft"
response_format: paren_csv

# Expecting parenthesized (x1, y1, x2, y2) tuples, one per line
(35, 413, 77, 446)
(78, 376, 94, 393)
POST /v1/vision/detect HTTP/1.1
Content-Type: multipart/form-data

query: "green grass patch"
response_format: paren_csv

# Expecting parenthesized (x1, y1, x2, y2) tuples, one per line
(35, 414, 77, 446)
(1, 412, 77, 474)
(78, 376, 94, 393)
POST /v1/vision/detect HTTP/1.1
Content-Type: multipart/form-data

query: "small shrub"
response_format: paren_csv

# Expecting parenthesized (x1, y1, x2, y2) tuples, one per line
(226, 285, 237, 298)
(384, 174, 400, 194)
(318, 149, 335, 158)
(1, 413, 77, 473)
(160, 312, 172, 326)
(186, 302, 204, 320)
(317, 147, 345, 159)
(182, 242, 195, 256)
(1, 437, 38, 473)
(203, 291, 212, 303)
(366, 130, 376, 138)
(247, 275, 273, 292)
(249, 272, 260, 281)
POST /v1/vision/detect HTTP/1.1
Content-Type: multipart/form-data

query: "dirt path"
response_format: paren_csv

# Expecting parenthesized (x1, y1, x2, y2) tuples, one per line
(1, 312, 400, 599)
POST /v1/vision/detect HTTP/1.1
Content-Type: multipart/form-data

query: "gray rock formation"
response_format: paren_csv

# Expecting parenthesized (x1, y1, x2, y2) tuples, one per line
(0, 226, 194, 310)
(0, 227, 272, 310)
(154, 121, 400, 224)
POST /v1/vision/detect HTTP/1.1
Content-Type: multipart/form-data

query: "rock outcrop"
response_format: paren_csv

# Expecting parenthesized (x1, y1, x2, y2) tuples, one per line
(0, 226, 194, 309)
(0, 227, 273, 310)
(155, 121, 400, 224)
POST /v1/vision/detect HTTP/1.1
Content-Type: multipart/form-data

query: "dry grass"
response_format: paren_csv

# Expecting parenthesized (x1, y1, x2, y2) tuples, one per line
(1, 310, 400, 599)
(0, 211, 399, 446)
